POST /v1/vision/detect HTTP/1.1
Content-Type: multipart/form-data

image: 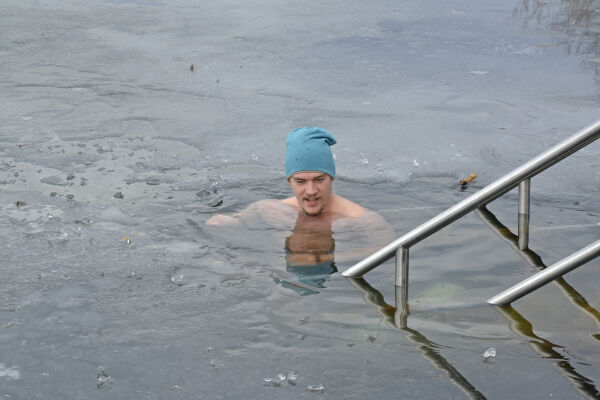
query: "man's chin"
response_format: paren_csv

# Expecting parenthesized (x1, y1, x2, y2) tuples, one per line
(301, 206, 323, 216)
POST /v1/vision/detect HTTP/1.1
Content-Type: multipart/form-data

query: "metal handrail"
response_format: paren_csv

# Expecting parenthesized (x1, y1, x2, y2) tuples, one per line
(342, 120, 600, 278)
(477, 207, 600, 317)
(488, 240, 600, 305)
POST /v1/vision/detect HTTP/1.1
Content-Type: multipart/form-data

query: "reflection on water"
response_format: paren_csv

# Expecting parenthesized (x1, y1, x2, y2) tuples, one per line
(476, 206, 600, 337)
(348, 271, 600, 400)
(496, 305, 600, 399)
(274, 212, 338, 295)
(475, 206, 600, 397)
(347, 277, 487, 400)
(515, 0, 600, 85)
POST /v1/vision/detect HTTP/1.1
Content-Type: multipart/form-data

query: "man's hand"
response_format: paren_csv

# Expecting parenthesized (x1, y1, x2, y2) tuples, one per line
(206, 213, 243, 226)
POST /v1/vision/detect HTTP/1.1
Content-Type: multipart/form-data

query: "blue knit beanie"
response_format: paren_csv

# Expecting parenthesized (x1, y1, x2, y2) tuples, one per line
(285, 127, 337, 179)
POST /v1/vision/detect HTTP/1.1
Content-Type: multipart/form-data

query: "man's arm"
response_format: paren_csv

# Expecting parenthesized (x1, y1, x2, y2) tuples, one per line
(206, 199, 297, 226)
(205, 212, 243, 226)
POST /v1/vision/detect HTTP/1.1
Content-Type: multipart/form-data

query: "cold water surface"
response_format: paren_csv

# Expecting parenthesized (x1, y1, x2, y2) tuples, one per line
(1, 0, 600, 398)
(1, 175, 598, 399)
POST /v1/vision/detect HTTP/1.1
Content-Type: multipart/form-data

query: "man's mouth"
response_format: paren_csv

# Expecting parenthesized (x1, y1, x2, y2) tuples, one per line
(304, 198, 319, 207)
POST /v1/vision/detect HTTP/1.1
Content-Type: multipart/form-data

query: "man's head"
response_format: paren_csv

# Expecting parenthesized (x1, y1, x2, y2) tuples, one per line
(285, 127, 337, 216)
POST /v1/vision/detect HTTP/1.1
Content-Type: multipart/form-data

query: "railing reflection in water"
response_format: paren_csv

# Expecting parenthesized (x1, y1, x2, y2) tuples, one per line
(346, 276, 600, 399)
(496, 306, 600, 400)
(478, 205, 600, 398)
(476, 206, 600, 339)
(346, 217, 600, 400)
(346, 277, 487, 400)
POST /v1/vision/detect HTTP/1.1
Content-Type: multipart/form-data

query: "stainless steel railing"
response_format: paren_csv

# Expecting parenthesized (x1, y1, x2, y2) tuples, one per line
(488, 240, 600, 305)
(342, 120, 600, 303)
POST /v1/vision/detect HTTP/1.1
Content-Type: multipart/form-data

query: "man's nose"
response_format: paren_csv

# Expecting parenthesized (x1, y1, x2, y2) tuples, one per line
(306, 181, 318, 194)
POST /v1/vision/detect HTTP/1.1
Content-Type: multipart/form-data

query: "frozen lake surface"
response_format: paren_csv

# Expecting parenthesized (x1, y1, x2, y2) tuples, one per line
(1, 0, 599, 398)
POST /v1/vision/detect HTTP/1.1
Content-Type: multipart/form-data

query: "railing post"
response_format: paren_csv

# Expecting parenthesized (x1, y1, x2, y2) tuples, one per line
(395, 247, 409, 328)
(395, 247, 409, 287)
(518, 178, 530, 250)
(394, 247, 409, 327)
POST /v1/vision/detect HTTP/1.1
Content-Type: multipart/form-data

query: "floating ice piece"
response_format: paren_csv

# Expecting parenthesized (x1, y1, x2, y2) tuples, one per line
(47, 231, 69, 245)
(0, 364, 20, 380)
(483, 347, 496, 362)
(469, 70, 489, 75)
(263, 377, 282, 387)
(287, 371, 298, 385)
(97, 366, 112, 389)
(196, 188, 224, 207)
(145, 178, 160, 185)
(306, 384, 324, 393)
(263, 373, 286, 386)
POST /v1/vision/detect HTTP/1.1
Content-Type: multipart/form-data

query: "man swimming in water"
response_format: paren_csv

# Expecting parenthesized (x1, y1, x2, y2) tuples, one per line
(207, 126, 377, 225)
(206, 126, 393, 291)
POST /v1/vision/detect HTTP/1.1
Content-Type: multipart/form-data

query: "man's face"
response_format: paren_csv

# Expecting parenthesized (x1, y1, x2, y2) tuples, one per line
(288, 171, 333, 216)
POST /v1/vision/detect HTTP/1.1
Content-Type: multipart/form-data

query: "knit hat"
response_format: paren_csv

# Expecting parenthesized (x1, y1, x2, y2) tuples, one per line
(285, 127, 337, 178)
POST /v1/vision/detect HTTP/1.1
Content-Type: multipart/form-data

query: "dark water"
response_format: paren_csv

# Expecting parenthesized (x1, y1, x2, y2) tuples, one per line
(1, 0, 599, 398)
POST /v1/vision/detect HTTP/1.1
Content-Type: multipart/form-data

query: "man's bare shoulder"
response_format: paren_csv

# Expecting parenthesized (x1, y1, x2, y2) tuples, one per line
(331, 194, 369, 218)
(281, 197, 299, 208)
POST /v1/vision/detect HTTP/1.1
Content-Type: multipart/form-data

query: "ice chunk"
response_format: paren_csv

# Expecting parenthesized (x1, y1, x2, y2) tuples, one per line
(306, 384, 324, 393)
(483, 347, 496, 362)
(99, 206, 138, 226)
(287, 371, 298, 385)
(97, 366, 112, 389)
(263, 377, 281, 387)
(0, 364, 20, 380)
